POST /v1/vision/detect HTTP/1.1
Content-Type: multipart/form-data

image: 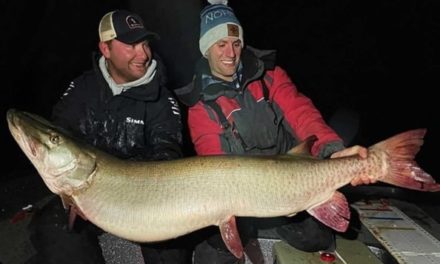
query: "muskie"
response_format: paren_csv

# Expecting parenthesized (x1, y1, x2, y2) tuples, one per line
(7, 109, 440, 258)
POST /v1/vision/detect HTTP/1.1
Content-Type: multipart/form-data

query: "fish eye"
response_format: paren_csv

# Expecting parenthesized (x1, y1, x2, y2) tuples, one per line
(50, 135, 60, 144)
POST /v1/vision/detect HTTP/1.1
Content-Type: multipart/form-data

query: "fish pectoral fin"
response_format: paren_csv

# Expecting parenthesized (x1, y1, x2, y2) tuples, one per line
(68, 206, 77, 231)
(60, 194, 73, 210)
(219, 216, 244, 260)
(307, 191, 350, 232)
(59, 194, 88, 231)
(68, 205, 88, 231)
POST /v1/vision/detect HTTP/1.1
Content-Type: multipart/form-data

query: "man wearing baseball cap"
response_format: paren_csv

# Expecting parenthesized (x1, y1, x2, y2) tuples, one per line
(30, 10, 190, 263)
(98, 9, 159, 44)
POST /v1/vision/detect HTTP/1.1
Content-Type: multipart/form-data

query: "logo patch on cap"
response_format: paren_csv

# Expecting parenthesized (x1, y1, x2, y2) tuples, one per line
(126, 15, 144, 29)
(227, 24, 239, 37)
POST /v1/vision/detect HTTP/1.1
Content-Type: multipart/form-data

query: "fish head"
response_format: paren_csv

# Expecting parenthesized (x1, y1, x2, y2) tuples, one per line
(7, 109, 96, 196)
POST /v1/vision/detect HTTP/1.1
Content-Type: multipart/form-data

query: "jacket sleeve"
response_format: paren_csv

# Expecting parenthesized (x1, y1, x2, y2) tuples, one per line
(267, 66, 343, 157)
(144, 90, 184, 160)
(51, 80, 84, 136)
(188, 101, 225, 155)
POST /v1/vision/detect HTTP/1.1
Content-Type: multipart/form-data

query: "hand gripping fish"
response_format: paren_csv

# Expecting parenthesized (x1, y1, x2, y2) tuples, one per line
(7, 109, 440, 259)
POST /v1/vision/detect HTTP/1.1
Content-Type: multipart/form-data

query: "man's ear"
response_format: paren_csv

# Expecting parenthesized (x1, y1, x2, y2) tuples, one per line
(99, 41, 110, 58)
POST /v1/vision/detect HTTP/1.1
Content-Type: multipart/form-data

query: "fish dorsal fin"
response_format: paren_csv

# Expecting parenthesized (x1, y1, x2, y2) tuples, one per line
(219, 216, 244, 259)
(286, 135, 317, 156)
(307, 191, 350, 232)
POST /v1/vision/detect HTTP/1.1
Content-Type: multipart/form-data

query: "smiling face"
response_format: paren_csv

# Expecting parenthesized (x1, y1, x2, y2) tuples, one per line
(206, 37, 242, 82)
(99, 39, 152, 84)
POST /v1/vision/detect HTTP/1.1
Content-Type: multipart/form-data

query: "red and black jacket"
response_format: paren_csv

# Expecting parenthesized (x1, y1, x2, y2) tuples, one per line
(176, 46, 343, 158)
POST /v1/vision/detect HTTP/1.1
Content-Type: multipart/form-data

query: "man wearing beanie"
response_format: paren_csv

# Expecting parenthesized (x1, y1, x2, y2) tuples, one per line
(28, 10, 191, 264)
(176, 1, 372, 262)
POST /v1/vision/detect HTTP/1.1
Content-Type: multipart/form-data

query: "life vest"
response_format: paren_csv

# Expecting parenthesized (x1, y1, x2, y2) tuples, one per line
(203, 75, 297, 155)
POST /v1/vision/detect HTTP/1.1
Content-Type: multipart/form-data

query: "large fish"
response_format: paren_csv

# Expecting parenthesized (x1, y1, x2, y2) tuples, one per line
(7, 109, 440, 259)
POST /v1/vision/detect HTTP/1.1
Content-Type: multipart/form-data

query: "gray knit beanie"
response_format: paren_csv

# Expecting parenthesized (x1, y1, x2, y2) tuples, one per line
(199, 0, 244, 56)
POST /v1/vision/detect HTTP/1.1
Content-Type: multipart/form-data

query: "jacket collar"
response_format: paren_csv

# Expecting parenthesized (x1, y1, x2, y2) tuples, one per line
(92, 52, 166, 102)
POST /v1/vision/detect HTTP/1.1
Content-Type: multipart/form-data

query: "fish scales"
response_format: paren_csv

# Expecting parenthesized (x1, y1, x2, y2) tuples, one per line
(66, 153, 374, 241)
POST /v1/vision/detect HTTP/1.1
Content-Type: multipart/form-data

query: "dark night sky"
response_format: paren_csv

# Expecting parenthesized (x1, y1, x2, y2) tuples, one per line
(1, 0, 439, 181)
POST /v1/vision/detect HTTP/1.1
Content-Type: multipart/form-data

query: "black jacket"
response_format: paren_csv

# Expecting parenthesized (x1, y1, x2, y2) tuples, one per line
(52, 54, 183, 161)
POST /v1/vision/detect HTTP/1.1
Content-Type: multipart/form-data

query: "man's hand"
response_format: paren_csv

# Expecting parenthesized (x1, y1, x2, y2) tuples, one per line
(330, 145, 375, 186)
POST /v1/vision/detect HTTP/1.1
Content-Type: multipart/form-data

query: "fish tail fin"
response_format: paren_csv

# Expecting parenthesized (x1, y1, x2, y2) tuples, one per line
(372, 129, 440, 192)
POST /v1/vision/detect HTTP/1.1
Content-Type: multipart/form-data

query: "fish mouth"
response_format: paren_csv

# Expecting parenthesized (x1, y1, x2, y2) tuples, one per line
(7, 109, 38, 158)
(7, 109, 26, 150)
(6, 109, 18, 131)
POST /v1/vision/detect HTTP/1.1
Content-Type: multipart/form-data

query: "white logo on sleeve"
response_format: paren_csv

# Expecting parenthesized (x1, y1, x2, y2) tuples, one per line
(168, 97, 181, 116)
(60, 81, 75, 99)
